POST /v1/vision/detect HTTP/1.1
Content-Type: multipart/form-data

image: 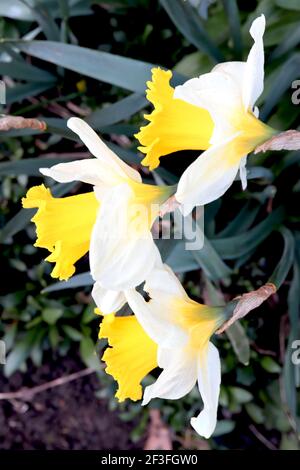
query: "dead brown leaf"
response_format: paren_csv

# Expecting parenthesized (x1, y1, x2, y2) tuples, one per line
(216, 283, 276, 334)
(255, 130, 300, 153)
(0, 116, 46, 132)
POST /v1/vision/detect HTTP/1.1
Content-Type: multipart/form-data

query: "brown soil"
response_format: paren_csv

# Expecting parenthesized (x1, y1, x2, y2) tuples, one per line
(0, 355, 141, 450)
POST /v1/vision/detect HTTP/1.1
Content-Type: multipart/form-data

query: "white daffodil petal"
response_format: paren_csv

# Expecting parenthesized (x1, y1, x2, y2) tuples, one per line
(142, 347, 197, 405)
(67, 117, 142, 183)
(175, 134, 242, 215)
(239, 155, 248, 190)
(40, 159, 109, 186)
(242, 14, 266, 111)
(174, 72, 241, 144)
(92, 282, 126, 315)
(144, 263, 188, 299)
(212, 61, 245, 95)
(191, 342, 221, 439)
(253, 106, 259, 118)
(90, 184, 160, 290)
(125, 288, 188, 349)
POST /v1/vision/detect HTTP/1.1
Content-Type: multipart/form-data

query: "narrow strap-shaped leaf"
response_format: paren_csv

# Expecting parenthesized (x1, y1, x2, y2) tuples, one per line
(160, 0, 224, 62)
(86, 92, 147, 129)
(0, 123, 178, 184)
(275, 0, 300, 11)
(19, 0, 60, 41)
(0, 157, 81, 176)
(0, 60, 56, 82)
(42, 272, 94, 293)
(204, 277, 250, 365)
(268, 227, 295, 289)
(166, 241, 198, 273)
(216, 202, 260, 239)
(184, 213, 232, 279)
(211, 207, 285, 260)
(282, 260, 300, 432)
(243, 166, 274, 182)
(0, 40, 157, 93)
(222, 0, 243, 58)
(261, 53, 300, 119)
(0, 0, 33, 21)
(192, 235, 232, 280)
(6, 81, 56, 105)
(226, 322, 250, 366)
(270, 22, 300, 61)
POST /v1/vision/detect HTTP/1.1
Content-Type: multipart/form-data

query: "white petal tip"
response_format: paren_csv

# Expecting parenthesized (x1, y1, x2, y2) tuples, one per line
(190, 416, 214, 439)
(67, 116, 83, 129)
(250, 14, 266, 39)
(39, 167, 50, 176)
(141, 397, 150, 407)
(241, 180, 247, 191)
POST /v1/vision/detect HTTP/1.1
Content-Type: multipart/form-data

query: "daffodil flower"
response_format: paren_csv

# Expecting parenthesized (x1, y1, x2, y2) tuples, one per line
(99, 263, 226, 438)
(137, 15, 277, 215)
(22, 184, 99, 281)
(23, 118, 175, 312)
(98, 310, 158, 402)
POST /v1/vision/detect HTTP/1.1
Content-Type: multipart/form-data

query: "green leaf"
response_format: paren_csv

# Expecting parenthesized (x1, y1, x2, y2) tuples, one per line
(226, 321, 250, 365)
(268, 227, 294, 289)
(4, 330, 37, 376)
(1, 40, 157, 93)
(42, 307, 63, 325)
(283, 261, 300, 431)
(204, 278, 250, 365)
(211, 207, 285, 260)
(174, 51, 214, 78)
(160, 0, 224, 62)
(287, 260, 300, 332)
(79, 337, 101, 370)
(27, 2, 60, 41)
(3, 323, 17, 351)
(86, 93, 147, 129)
(184, 214, 232, 280)
(261, 356, 281, 373)
(0, 0, 34, 21)
(0, 60, 56, 82)
(62, 324, 83, 341)
(229, 387, 253, 404)
(222, 0, 242, 58)
(42, 272, 93, 293)
(166, 235, 232, 280)
(81, 305, 97, 325)
(0, 0, 92, 21)
(30, 327, 47, 367)
(275, 0, 300, 11)
(165, 242, 199, 273)
(0, 156, 82, 176)
(0, 208, 34, 243)
(6, 81, 56, 105)
(244, 166, 274, 182)
(261, 53, 300, 119)
(245, 403, 265, 424)
(280, 433, 300, 450)
(192, 235, 232, 280)
(49, 325, 60, 349)
(212, 420, 235, 437)
(216, 202, 260, 238)
(270, 22, 300, 60)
